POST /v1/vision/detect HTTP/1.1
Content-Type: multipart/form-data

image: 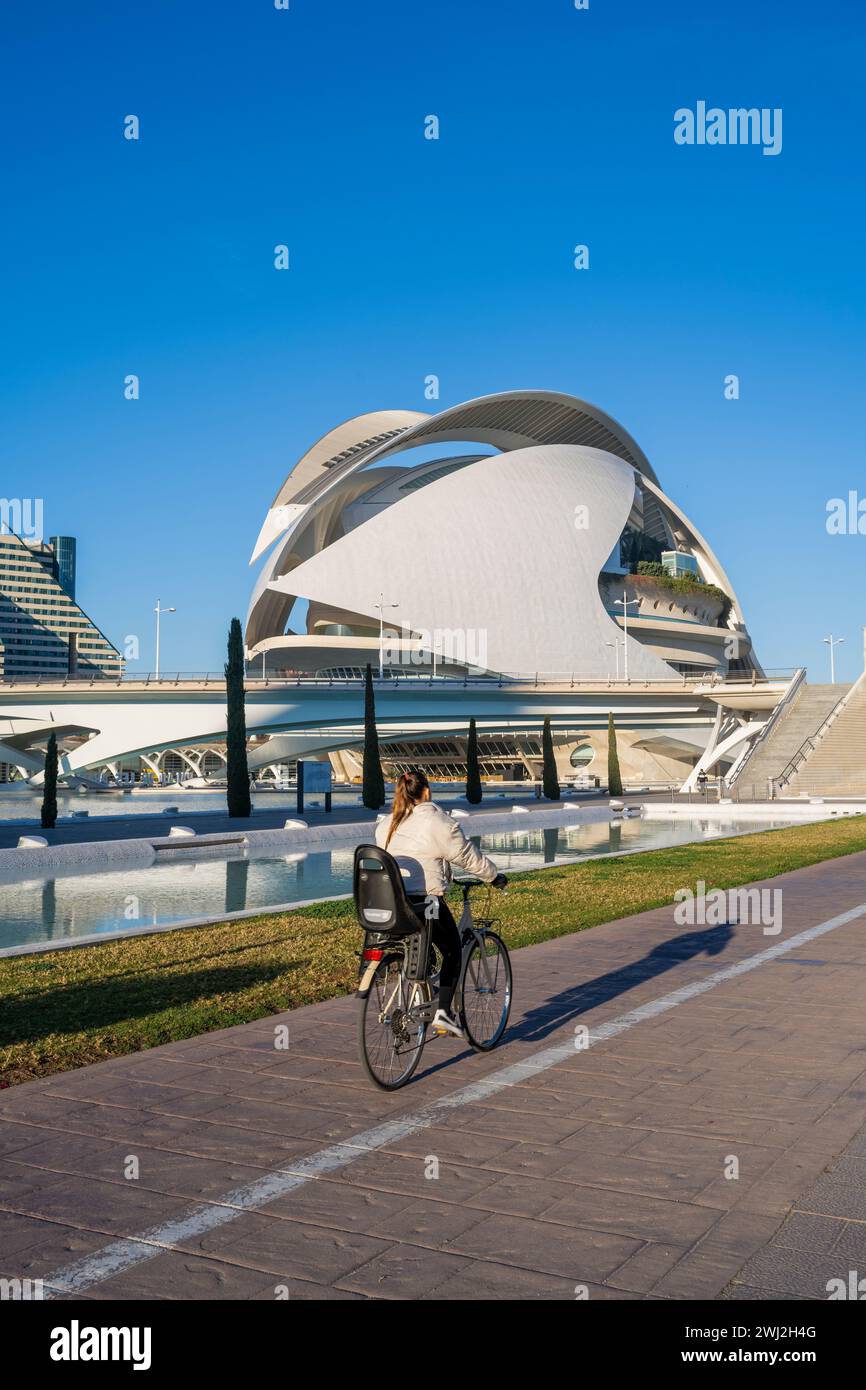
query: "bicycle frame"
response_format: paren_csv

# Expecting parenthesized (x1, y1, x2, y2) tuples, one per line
(455, 886, 502, 1008)
(357, 883, 500, 1013)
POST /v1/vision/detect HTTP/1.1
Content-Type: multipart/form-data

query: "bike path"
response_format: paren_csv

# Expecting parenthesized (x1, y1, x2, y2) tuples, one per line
(3, 850, 866, 1300)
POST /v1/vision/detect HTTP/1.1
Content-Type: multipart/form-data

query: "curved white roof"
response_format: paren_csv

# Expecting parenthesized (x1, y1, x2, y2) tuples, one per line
(267, 444, 673, 679)
(246, 388, 756, 677)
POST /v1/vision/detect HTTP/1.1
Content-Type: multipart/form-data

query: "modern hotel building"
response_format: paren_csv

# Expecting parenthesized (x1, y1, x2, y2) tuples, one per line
(0, 531, 121, 681)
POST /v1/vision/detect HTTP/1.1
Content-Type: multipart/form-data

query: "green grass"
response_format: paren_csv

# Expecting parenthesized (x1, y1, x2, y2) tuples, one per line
(2, 816, 866, 1089)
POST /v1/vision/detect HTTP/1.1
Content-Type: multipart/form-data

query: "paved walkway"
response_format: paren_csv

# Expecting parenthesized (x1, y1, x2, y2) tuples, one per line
(3, 851, 866, 1300)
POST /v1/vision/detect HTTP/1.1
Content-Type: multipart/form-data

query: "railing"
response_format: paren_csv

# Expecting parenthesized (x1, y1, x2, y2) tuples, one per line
(771, 676, 861, 795)
(726, 667, 806, 789)
(0, 666, 801, 691)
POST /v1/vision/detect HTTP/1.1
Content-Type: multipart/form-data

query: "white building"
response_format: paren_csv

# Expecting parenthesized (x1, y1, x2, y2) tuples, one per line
(247, 389, 757, 684)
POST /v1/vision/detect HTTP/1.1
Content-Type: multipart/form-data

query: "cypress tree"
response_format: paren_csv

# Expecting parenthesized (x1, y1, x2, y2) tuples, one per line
(362, 663, 385, 810)
(225, 618, 251, 818)
(542, 717, 560, 800)
(607, 711, 623, 797)
(41, 731, 58, 830)
(465, 717, 482, 804)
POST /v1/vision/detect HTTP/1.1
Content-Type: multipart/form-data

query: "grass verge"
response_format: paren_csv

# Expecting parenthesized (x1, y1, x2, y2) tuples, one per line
(2, 816, 866, 1089)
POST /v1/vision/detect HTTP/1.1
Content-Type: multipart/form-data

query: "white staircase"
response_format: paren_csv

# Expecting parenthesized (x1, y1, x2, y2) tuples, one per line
(781, 672, 866, 796)
(731, 681, 847, 797)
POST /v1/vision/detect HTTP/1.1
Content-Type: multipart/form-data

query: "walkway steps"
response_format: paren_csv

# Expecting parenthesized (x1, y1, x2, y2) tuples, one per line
(735, 683, 846, 796)
(787, 672, 866, 796)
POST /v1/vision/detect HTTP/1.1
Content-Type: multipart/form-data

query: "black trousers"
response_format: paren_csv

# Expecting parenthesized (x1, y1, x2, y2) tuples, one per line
(410, 895, 462, 1013)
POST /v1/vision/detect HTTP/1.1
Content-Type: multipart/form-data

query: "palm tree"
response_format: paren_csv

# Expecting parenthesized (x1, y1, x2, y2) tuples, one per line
(362, 664, 385, 809)
(225, 618, 251, 817)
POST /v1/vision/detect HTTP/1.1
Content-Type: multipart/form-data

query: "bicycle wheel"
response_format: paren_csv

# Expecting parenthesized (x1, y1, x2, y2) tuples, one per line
(459, 931, 512, 1051)
(358, 956, 429, 1089)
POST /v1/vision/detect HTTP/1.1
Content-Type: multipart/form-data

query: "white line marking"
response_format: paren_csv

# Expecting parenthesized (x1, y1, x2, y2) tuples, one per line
(38, 899, 866, 1297)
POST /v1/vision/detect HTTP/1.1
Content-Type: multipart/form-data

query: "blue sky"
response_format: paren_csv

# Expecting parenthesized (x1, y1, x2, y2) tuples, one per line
(2, 0, 864, 679)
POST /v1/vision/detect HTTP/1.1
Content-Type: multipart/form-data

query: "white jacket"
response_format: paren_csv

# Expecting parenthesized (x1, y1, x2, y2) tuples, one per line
(374, 801, 499, 896)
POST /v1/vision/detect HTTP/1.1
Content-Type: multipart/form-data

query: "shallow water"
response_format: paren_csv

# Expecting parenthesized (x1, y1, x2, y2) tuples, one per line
(0, 814, 795, 952)
(0, 787, 356, 821)
(0, 783, 532, 822)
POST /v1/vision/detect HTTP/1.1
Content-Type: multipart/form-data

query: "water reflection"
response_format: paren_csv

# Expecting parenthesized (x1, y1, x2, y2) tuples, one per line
(0, 817, 796, 953)
(224, 858, 249, 915)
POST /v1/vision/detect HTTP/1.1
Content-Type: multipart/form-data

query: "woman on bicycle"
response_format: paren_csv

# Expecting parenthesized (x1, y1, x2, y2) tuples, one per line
(375, 768, 505, 1037)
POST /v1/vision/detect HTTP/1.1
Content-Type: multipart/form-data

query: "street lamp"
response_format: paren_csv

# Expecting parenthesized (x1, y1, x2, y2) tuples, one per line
(154, 600, 176, 681)
(374, 592, 399, 679)
(823, 634, 845, 684)
(614, 591, 641, 682)
(430, 632, 442, 680)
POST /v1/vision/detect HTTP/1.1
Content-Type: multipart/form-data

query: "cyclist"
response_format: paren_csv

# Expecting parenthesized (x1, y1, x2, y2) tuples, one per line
(375, 767, 506, 1037)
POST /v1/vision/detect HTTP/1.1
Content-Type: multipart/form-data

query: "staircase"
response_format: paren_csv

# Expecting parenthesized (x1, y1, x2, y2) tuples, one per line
(733, 682, 848, 797)
(783, 672, 866, 796)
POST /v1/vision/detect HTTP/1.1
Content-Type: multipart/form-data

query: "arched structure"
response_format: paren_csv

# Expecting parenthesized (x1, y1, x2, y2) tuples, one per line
(246, 389, 758, 682)
(0, 389, 781, 794)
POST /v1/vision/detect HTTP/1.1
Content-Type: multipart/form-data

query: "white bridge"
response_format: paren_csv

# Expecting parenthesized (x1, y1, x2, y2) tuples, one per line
(0, 670, 794, 792)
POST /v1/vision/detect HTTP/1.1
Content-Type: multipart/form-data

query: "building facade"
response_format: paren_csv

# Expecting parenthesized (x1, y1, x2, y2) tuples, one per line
(246, 389, 758, 683)
(0, 391, 792, 792)
(49, 535, 77, 599)
(0, 531, 121, 681)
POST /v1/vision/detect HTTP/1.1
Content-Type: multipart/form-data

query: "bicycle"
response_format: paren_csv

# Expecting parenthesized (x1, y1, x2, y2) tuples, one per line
(354, 845, 513, 1091)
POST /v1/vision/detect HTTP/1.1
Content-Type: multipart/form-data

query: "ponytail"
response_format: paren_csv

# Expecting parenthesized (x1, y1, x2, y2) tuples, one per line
(385, 768, 430, 847)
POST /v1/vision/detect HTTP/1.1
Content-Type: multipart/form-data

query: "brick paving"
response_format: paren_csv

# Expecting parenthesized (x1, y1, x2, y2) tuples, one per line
(3, 850, 866, 1300)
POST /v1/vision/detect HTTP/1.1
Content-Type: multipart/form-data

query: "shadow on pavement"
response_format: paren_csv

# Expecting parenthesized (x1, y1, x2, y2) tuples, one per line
(413, 922, 736, 1084)
(513, 923, 735, 1043)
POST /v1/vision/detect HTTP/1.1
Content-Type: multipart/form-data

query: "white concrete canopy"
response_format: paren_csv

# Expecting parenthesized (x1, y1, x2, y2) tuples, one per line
(268, 445, 674, 680)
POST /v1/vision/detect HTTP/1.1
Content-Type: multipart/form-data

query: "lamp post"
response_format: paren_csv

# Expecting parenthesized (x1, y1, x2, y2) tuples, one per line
(614, 591, 641, 682)
(154, 600, 176, 681)
(605, 640, 622, 680)
(824, 634, 844, 684)
(374, 593, 399, 679)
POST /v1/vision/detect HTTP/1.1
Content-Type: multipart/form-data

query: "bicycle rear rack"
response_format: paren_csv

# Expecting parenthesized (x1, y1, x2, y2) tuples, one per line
(403, 922, 432, 981)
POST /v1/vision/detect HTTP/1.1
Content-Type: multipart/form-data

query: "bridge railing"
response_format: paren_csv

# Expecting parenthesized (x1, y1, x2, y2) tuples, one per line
(0, 667, 800, 691)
